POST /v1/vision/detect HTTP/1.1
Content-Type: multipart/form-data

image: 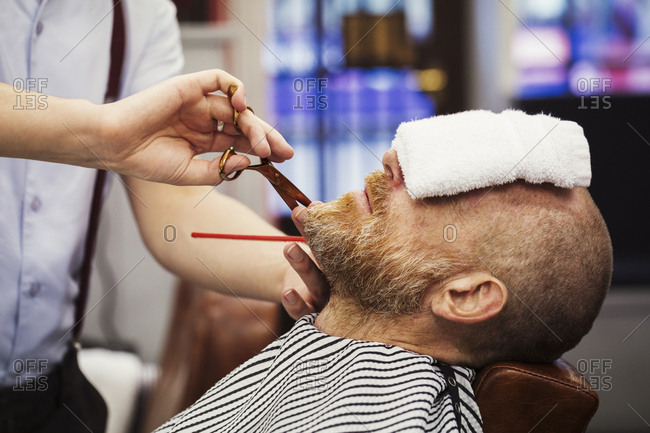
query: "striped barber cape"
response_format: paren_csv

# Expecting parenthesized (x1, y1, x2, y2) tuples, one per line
(155, 314, 483, 433)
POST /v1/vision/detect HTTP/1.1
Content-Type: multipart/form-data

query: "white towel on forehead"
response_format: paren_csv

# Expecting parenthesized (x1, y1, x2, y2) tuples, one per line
(391, 109, 591, 199)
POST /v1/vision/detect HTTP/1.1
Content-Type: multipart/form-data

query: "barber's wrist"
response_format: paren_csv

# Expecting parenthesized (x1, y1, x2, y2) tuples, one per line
(42, 96, 108, 170)
(93, 100, 125, 173)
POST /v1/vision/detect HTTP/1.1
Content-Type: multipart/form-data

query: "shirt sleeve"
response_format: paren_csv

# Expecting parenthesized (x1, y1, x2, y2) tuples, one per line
(119, 0, 184, 97)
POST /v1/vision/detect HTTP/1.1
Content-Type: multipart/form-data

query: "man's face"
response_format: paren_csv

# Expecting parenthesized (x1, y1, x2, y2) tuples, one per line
(304, 151, 463, 315)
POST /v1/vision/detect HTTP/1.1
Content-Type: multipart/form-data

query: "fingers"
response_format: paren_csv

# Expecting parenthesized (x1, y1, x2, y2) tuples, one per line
(290, 202, 322, 235)
(232, 110, 293, 162)
(291, 206, 307, 234)
(282, 288, 315, 320)
(174, 153, 251, 186)
(206, 94, 293, 162)
(283, 243, 329, 313)
(206, 93, 243, 128)
(192, 69, 247, 112)
(216, 152, 250, 177)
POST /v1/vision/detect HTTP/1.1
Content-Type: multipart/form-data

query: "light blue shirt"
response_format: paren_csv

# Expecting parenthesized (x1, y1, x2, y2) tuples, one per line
(0, 0, 183, 388)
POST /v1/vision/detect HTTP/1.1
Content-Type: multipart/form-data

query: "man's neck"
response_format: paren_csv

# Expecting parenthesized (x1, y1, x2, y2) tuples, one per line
(314, 296, 465, 363)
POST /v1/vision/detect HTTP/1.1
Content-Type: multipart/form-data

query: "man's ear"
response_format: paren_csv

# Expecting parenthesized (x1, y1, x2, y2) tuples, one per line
(430, 272, 508, 324)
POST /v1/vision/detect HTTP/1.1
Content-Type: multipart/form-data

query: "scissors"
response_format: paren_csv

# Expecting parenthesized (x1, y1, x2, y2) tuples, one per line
(218, 85, 311, 211)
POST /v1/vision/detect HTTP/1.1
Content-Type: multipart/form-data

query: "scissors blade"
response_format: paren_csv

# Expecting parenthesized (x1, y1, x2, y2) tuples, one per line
(218, 147, 311, 211)
(249, 161, 311, 210)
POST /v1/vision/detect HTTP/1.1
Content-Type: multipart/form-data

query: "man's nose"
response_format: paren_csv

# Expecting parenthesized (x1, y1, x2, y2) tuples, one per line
(382, 149, 403, 187)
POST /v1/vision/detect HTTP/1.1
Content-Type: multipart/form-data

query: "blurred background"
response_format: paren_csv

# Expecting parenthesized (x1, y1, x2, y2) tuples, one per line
(81, 1, 650, 431)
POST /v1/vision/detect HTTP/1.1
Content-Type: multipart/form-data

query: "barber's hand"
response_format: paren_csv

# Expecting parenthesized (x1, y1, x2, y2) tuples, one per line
(281, 204, 330, 319)
(100, 69, 293, 185)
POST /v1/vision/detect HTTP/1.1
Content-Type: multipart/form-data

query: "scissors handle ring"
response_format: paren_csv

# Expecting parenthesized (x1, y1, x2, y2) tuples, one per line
(227, 84, 254, 135)
(218, 146, 243, 181)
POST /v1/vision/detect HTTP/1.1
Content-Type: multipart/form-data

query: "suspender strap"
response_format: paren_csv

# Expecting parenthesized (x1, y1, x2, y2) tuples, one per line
(437, 361, 464, 430)
(73, 0, 125, 338)
(104, 0, 126, 104)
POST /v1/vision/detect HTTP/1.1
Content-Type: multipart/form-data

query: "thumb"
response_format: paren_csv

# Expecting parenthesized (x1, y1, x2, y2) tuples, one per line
(174, 154, 251, 186)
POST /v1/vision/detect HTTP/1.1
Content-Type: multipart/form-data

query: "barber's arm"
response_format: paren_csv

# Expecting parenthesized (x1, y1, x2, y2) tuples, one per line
(0, 69, 293, 183)
(124, 184, 330, 317)
(125, 177, 328, 318)
(124, 177, 290, 301)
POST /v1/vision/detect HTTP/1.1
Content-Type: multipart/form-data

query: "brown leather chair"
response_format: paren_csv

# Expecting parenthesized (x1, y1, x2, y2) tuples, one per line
(473, 360, 598, 433)
(141, 282, 292, 431)
(142, 282, 599, 432)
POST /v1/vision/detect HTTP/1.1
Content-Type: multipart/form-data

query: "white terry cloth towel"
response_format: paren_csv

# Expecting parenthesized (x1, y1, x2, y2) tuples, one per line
(391, 109, 591, 199)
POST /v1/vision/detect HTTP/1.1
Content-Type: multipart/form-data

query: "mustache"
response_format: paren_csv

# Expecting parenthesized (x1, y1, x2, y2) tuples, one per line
(364, 170, 390, 214)
(305, 169, 390, 228)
